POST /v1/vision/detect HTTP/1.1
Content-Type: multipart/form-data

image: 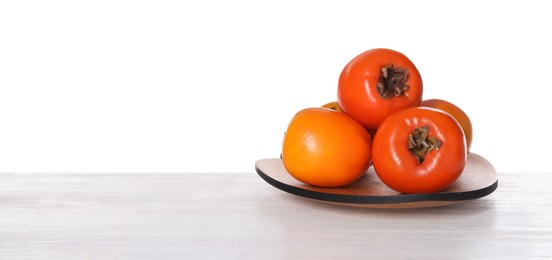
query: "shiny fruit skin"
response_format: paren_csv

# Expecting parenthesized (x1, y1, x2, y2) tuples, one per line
(421, 99, 473, 151)
(282, 107, 372, 187)
(338, 48, 423, 129)
(372, 107, 467, 194)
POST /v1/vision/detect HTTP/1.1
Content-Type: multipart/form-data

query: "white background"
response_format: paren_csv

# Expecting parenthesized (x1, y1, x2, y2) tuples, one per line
(1, 1, 550, 173)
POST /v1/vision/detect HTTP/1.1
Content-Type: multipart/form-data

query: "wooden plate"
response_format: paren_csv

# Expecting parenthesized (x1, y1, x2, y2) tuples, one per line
(255, 153, 498, 208)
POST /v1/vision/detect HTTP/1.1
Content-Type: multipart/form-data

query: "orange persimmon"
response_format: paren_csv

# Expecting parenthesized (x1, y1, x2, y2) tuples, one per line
(372, 107, 467, 194)
(282, 107, 372, 187)
(338, 48, 423, 130)
(321, 101, 343, 112)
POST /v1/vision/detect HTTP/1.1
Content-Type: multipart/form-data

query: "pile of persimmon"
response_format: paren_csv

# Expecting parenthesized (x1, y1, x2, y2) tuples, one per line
(281, 48, 473, 194)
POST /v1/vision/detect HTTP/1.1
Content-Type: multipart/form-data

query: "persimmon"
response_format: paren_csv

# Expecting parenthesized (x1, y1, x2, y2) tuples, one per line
(321, 101, 343, 112)
(281, 107, 372, 187)
(322, 100, 380, 138)
(338, 48, 423, 130)
(421, 99, 473, 151)
(372, 107, 467, 194)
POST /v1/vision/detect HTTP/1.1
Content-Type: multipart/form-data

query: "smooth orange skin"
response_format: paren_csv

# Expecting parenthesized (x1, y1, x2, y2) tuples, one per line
(372, 107, 467, 194)
(338, 48, 423, 130)
(282, 107, 372, 187)
(420, 99, 473, 151)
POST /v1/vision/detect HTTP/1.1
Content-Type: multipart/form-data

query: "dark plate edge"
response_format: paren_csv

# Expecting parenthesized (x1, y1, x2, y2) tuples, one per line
(255, 166, 498, 205)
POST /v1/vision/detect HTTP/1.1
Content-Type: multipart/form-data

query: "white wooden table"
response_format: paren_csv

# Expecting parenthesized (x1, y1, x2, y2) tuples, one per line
(1, 171, 551, 259)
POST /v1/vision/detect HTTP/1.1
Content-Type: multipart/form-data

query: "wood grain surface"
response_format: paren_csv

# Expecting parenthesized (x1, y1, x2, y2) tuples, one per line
(0, 170, 551, 259)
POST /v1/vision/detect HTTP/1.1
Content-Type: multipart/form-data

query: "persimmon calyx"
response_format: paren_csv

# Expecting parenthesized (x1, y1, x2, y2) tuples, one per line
(377, 64, 409, 99)
(408, 126, 442, 164)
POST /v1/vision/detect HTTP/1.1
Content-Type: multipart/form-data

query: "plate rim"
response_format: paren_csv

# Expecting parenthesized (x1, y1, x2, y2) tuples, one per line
(255, 157, 498, 205)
